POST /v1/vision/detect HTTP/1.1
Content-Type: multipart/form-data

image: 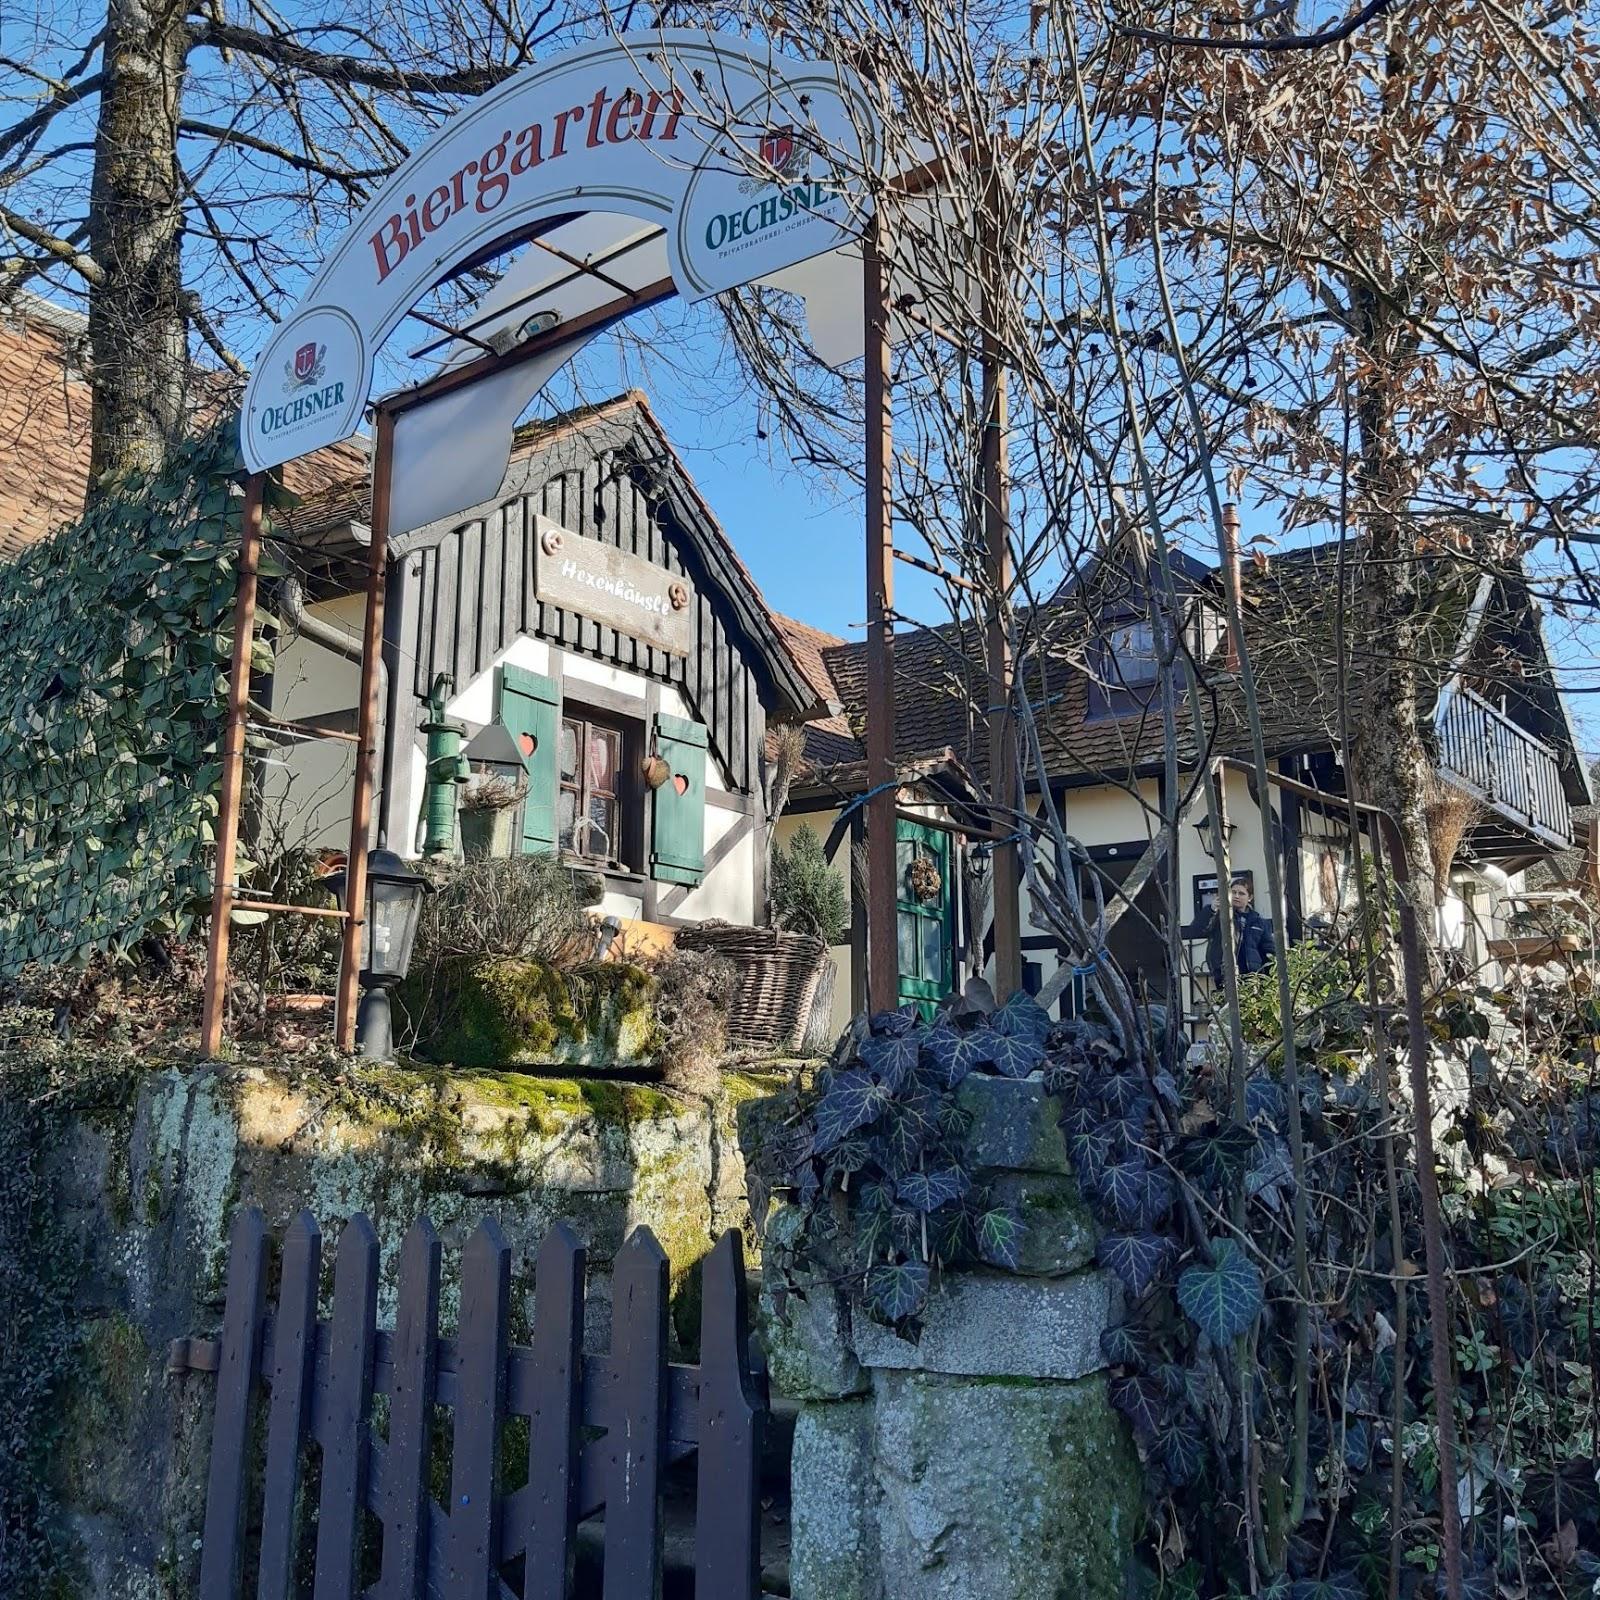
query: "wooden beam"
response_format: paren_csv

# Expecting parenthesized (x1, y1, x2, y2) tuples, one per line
(201, 471, 265, 1058)
(334, 409, 395, 1050)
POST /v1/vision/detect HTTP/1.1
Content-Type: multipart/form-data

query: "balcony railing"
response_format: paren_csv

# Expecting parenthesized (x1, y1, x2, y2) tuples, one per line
(1436, 686, 1572, 848)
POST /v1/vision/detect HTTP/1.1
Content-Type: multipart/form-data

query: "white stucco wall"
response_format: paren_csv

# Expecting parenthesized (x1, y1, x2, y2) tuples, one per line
(265, 612, 760, 928)
(436, 637, 757, 926)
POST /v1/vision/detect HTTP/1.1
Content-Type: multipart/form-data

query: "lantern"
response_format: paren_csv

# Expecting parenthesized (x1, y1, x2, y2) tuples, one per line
(326, 845, 431, 1059)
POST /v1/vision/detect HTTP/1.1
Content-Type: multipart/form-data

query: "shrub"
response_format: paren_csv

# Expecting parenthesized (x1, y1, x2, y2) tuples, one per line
(1234, 935, 1360, 1053)
(646, 947, 737, 1090)
(412, 855, 596, 970)
(771, 824, 850, 945)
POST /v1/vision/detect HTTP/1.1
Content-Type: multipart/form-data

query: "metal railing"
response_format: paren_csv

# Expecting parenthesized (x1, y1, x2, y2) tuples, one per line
(1436, 686, 1572, 846)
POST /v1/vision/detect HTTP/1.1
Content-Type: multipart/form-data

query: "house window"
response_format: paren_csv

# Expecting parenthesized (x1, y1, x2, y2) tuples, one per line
(1088, 612, 1159, 717)
(558, 709, 637, 868)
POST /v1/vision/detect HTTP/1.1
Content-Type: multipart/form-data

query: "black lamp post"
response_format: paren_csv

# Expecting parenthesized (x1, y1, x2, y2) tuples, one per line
(326, 845, 430, 1060)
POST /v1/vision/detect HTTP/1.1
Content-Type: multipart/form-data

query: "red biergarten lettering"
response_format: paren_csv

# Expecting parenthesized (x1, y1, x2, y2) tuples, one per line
(369, 83, 685, 283)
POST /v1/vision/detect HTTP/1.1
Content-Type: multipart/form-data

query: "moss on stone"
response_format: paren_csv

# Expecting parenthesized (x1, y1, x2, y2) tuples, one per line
(402, 958, 662, 1070)
(54, 1314, 153, 1515)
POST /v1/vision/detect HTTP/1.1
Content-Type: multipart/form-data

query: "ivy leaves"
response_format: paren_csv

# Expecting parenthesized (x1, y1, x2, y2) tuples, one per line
(0, 427, 251, 978)
(896, 1166, 969, 1213)
(1051, 1024, 1280, 1546)
(771, 998, 1060, 1336)
(866, 1259, 930, 1324)
(813, 1070, 892, 1149)
(1098, 1231, 1178, 1298)
(1177, 1238, 1266, 1345)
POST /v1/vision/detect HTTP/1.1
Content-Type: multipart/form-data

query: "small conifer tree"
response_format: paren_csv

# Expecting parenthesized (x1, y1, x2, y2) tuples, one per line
(771, 824, 850, 945)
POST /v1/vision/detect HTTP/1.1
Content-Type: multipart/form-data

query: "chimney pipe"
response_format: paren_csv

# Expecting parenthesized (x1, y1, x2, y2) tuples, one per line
(1221, 501, 1243, 673)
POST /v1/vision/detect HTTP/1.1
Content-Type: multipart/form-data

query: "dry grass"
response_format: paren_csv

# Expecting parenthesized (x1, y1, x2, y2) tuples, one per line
(1424, 772, 1484, 892)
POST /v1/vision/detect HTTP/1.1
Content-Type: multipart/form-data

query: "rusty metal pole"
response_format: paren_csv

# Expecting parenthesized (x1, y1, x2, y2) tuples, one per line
(981, 329, 1022, 1001)
(335, 408, 395, 1051)
(863, 218, 900, 1015)
(1377, 818, 1464, 1600)
(201, 472, 267, 1057)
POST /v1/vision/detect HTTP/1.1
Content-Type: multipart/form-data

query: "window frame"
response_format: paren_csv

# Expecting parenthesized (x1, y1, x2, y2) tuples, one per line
(557, 703, 643, 873)
(1086, 609, 1160, 719)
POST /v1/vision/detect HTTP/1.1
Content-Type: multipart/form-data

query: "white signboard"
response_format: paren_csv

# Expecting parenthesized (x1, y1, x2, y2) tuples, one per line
(240, 31, 880, 472)
(534, 516, 695, 654)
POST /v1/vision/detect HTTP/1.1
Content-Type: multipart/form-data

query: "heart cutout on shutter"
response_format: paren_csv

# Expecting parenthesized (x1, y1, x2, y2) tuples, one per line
(518, 732, 537, 757)
(673, 774, 689, 796)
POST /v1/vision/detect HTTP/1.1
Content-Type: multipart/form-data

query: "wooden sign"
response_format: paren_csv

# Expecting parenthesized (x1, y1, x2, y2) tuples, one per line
(534, 515, 695, 654)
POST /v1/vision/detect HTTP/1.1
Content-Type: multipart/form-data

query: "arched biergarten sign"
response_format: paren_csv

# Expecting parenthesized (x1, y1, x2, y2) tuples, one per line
(204, 30, 928, 1062)
(240, 31, 882, 472)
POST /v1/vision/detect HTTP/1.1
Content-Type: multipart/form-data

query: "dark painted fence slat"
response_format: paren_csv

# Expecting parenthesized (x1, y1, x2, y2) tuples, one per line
(379, 1219, 441, 1600)
(183, 1213, 763, 1600)
(523, 1223, 585, 1600)
(314, 1214, 380, 1598)
(258, 1211, 322, 1600)
(199, 1207, 269, 1599)
(600, 1229, 668, 1600)
(695, 1232, 764, 1600)
(446, 1219, 510, 1597)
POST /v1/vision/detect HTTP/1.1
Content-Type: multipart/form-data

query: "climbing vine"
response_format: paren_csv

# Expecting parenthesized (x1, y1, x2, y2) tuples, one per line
(0, 428, 271, 979)
(757, 992, 1056, 1331)
(0, 1028, 91, 1591)
(1053, 969, 1600, 1600)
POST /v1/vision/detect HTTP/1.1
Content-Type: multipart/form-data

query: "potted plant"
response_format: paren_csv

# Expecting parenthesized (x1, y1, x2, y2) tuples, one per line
(772, 823, 850, 1051)
(457, 770, 527, 860)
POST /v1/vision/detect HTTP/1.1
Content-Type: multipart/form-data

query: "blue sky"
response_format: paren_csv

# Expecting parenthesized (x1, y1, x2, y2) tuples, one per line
(532, 297, 949, 645)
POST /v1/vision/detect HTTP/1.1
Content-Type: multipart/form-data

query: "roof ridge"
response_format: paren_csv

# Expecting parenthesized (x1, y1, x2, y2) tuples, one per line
(2, 289, 88, 339)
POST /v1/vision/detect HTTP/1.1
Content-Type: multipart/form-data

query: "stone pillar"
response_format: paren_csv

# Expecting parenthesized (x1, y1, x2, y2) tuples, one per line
(759, 1075, 1142, 1600)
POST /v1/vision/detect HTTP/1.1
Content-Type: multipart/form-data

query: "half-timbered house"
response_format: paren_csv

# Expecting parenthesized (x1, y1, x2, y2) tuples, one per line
(265, 390, 823, 932)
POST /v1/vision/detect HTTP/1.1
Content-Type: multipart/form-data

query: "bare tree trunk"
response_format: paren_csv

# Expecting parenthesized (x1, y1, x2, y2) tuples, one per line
(85, 0, 189, 487)
(1347, 290, 1440, 961)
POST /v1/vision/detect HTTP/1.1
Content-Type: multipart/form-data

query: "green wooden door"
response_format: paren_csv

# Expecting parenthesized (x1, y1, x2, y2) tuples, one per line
(896, 819, 953, 1017)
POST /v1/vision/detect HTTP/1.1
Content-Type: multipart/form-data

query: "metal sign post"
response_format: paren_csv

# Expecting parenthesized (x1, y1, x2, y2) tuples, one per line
(201, 471, 267, 1057)
(333, 408, 395, 1051)
(863, 216, 900, 1015)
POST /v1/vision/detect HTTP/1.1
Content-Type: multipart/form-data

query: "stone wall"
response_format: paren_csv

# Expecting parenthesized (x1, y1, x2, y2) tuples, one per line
(754, 1074, 1142, 1600)
(37, 1057, 777, 1599)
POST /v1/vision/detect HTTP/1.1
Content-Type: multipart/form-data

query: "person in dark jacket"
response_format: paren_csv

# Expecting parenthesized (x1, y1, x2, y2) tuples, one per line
(1206, 878, 1275, 983)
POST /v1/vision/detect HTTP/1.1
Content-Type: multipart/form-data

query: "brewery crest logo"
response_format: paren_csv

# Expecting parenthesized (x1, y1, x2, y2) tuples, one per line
(739, 125, 806, 193)
(284, 341, 327, 390)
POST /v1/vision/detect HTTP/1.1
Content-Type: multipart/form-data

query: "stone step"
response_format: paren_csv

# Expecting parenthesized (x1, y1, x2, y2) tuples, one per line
(571, 1453, 792, 1598)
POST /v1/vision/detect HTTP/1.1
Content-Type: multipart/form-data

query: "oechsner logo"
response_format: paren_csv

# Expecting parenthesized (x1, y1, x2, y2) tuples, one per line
(260, 340, 345, 439)
(703, 125, 839, 256)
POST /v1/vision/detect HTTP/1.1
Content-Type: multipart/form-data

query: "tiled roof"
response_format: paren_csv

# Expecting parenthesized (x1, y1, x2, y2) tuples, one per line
(772, 614, 862, 766)
(0, 294, 369, 563)
(0, 300, 92, 562)
(792, 539, 1486, 791)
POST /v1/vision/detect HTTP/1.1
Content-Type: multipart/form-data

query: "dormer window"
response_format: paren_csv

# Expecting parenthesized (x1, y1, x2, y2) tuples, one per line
(1088, 611, 1159, 718)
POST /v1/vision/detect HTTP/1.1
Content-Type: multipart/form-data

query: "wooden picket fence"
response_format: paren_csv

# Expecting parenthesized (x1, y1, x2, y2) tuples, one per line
(173, 1208, 765, 1599)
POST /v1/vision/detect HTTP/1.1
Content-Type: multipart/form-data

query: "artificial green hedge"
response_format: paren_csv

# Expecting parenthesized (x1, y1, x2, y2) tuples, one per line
(0, 427, 270, 978)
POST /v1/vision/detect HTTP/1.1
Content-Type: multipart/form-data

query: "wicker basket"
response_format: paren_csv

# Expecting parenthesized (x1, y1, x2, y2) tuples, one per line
(675, 922, 828, 1053)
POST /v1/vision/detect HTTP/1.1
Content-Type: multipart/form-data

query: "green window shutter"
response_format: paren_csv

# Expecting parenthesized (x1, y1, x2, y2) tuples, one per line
(494, 663, 560, 854)
(651, 712, 707, 886)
